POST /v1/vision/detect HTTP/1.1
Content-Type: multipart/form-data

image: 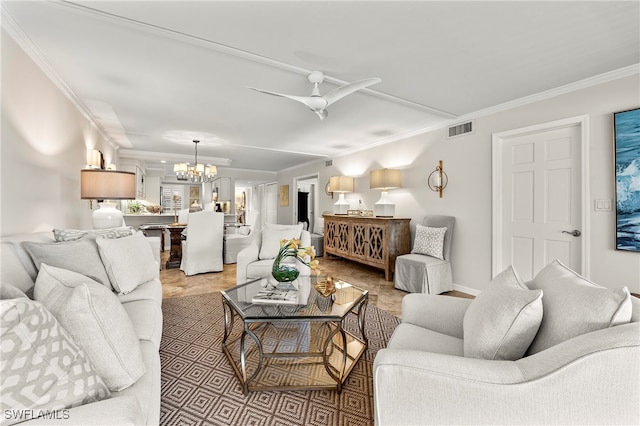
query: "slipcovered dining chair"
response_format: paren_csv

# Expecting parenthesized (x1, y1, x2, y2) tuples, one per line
(223, 211, 260, 264)
(180, 211, 224, 276)
(394, 215, 455, 294)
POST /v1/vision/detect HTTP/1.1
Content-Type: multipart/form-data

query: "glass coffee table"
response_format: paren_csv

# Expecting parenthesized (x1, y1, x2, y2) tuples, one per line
(221, 276, 368, 394)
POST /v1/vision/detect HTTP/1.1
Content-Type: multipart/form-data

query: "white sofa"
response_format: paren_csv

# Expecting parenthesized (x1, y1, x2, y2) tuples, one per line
(1, 230, 162, 425)
(236, 223, 311, 284)
(373, 261, 640, 425)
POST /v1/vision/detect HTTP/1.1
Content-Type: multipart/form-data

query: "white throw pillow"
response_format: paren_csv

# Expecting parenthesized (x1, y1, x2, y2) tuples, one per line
(0, 298, 111, 425)
(23, 237, 112, 290)
(463, 266, 543, 360)
(95, 231, 158, 294)
(313, 217, 325, 236)
(258, 223, 304, 260)
(33, 264, 146, 391)
(526, 260, 632, 355)
(411, 225, 447, 259)
(237, 226, 251, 236)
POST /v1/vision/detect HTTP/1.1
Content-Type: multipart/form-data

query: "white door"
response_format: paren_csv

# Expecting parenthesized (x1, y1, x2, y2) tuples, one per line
(264, 182, 278, 225)
(492, 117, 589, 281)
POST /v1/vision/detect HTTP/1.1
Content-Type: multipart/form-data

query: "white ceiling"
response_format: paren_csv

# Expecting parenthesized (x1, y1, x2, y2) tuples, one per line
(3, 1, 639, 178)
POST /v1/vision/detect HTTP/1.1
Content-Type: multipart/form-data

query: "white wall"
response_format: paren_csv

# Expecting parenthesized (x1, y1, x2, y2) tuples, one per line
(278, 75, 640, 293)
(1, 31, 112, 235)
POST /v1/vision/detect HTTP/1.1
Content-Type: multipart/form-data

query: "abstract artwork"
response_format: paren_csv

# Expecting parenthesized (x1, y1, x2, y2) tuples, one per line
(614, 107, 640, 251)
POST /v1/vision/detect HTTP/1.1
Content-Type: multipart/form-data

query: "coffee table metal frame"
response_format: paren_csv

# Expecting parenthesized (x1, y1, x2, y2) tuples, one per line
(221, 277, 368, 394)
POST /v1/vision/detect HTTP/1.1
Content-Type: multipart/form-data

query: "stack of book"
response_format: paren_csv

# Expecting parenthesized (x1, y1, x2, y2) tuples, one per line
(251, 287, 298, 304)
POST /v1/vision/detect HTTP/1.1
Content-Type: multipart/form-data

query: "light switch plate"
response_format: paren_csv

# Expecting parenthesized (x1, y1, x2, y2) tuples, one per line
(594, 199, 612, 212)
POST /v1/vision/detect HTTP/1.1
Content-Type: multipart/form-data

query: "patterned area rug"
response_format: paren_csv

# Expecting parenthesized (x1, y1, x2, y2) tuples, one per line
(159, 292, 400, 426)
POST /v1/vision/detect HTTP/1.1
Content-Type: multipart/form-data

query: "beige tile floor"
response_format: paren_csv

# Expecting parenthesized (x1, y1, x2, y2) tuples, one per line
(160, 252, 472, 317)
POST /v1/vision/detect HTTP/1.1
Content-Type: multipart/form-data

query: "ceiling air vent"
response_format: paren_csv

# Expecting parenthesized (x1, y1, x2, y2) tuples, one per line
(447, 121, 473, 139)
(325, 160, 333, 167)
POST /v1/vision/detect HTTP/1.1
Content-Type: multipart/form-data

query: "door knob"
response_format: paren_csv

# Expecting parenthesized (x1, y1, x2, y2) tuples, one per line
(562, 229, 581, 237)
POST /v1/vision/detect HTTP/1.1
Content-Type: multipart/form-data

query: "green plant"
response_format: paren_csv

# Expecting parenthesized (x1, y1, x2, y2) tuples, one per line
(128, 201, 143, 214)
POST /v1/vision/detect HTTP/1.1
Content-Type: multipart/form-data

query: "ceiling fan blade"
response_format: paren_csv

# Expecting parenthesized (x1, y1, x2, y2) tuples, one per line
(323, 78, 381, 107)
(247, 87, 314, 105)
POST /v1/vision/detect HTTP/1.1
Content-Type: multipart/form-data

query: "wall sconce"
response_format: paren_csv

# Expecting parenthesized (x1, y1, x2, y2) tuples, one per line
(427, 160, 448, 198)
(329, 176, 354, 215)
(370, 168, 402, 217)
(80, 169, 136, 229)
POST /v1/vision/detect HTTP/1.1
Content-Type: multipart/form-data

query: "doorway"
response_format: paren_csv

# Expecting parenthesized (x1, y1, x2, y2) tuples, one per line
(492, 115, 590, 280)
(294, 174, 319, 232)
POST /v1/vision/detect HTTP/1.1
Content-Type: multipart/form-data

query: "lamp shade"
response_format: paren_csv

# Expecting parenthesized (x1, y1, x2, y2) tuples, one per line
(370, 168, 402, 190)
(80, 170, 136, 200)
(329, 176, 354, 193)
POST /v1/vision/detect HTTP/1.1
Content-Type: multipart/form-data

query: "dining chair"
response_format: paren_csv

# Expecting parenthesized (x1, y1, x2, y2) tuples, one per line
(180, 211, 224, 275)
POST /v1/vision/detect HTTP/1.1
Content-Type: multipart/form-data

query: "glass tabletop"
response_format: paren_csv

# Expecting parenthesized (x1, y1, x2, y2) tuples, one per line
(221, 275, 368, 321)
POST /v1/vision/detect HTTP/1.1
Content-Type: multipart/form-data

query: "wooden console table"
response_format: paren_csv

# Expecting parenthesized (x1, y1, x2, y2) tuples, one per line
(323, 214, 410, 280)
(166, 224, 186, 269)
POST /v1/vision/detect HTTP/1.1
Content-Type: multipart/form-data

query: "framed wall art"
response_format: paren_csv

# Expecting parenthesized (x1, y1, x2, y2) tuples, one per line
(279, 184, 289, 207)
(613, 107, 640, 251)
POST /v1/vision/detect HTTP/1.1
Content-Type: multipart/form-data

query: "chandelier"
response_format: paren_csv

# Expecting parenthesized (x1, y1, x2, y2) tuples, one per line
(174, 140, 217, 183)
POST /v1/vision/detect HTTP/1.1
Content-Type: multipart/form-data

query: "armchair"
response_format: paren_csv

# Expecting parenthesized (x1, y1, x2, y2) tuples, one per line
(236, 223, 311, 284)
(374, 262, 640, 425)
(223, 211, 260, 264)
(394, 215, 454, 294)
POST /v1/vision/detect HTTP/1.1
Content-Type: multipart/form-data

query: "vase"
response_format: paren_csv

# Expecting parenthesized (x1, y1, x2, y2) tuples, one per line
(272, 257, 300, 283)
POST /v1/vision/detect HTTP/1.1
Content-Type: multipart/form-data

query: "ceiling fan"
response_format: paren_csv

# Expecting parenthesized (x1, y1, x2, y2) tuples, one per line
(248, 71, 381, 120)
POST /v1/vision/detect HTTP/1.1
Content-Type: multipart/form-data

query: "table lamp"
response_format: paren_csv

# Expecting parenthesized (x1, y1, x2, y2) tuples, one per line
(329, 176, 354, 215)
(81, 169, 136, 229)
(370, 168, 402, 217)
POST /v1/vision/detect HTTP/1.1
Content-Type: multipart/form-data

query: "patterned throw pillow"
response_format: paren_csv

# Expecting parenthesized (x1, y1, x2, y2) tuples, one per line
(34, 265, 146, 391)
(411, 225, 447, 259)
(52, 226, 134, 242)
(0, 298, 110, 426)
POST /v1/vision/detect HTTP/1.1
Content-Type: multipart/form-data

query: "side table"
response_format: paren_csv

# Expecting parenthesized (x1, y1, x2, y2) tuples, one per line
(166, 224, 186, 269)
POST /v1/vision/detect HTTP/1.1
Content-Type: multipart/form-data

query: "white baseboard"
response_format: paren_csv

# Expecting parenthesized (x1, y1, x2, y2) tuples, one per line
(453, 283, 480, 297)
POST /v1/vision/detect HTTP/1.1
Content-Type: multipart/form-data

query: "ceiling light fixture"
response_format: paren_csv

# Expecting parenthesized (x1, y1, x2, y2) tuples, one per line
(174, 140, 217, 183)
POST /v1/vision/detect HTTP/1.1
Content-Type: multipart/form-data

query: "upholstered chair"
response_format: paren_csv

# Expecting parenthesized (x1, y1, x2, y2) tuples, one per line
(394, 215, 454, 294)
(180, 211, 224, 276)
(223, 211, 260, 264)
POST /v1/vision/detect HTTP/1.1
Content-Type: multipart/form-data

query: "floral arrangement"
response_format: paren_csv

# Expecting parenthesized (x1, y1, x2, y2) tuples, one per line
(271, 238, 319, 282)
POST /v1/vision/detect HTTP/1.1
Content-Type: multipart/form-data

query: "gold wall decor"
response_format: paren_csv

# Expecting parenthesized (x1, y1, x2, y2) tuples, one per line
(279, 184, 289, 207)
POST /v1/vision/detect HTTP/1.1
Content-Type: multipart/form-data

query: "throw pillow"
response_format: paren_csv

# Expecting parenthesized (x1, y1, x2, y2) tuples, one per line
(313, 217, 325, 236)
(52, 226, 134, 242)
(237, 226, 251, 236)
(463, 266, 543, 360)
(95, 231, 157, 294)
(22, 237, 112, 290)
(33, 264, 146, 391)
(411, 225, 447, 259)
(0, 283, 27, 300)
(526, 259, 632, 355)
(259, 223, 304, 260)
(0, 298, 110, 426)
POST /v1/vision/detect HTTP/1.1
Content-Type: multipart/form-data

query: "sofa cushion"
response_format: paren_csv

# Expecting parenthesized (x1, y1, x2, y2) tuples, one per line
(22, 237, 112, 290)
(33, 264, 146, 391)
(526, 260, 632, 355)
(96, 231, 157, 295)
(411, 225, 446, 259)
(0, 298, 110, 426)
(52, 226, 134, 242)
(388, 323, 464, 356)
(258, 223, 303, 260)
(463, 266, 543, 360)
(121, 299, 163, 349)
(313, 216, 325, 236)
(246, 259, 275, 280)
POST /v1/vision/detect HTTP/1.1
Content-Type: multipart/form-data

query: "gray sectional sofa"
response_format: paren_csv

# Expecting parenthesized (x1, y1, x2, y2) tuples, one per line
(1, 230, 162, 425)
